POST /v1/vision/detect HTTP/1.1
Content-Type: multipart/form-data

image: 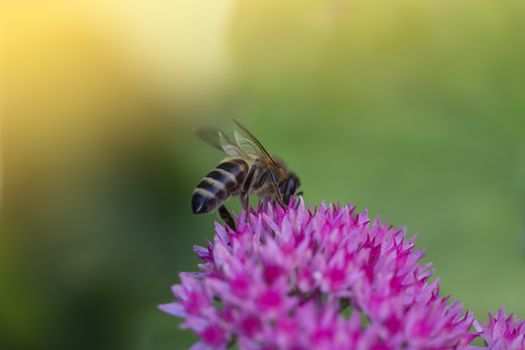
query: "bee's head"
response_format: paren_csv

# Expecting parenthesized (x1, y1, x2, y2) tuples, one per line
(280, 172, 301, 205)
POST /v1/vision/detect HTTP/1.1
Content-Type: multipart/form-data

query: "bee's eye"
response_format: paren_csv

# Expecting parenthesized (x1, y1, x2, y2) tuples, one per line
(280, 177, 294, 204)
(289, 179, 298, 195)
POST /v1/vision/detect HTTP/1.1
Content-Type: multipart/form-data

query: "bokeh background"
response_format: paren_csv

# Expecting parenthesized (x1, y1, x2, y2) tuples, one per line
(1, 1, 525, 349)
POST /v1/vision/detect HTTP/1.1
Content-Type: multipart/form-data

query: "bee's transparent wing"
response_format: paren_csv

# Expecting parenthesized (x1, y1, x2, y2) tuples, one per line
(233, 119, 275, 164)
(193, 127, 245, 157)
(193, 127, 222, 150)
(233, 130, 260, 159)
(219, 132, 246, 157)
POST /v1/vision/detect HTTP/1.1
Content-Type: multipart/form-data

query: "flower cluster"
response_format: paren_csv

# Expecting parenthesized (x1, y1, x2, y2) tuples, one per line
(473, 309, 525, 350)
(160, 199, 498, 349)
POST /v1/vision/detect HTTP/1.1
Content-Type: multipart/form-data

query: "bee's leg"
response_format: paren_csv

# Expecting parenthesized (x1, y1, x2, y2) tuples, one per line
(268, 171, 287, 209)
(241, 164, 257, 220)
(255, 170, 270, 190)
(240, 193, 249, 221)
(218, 205, 236, 230)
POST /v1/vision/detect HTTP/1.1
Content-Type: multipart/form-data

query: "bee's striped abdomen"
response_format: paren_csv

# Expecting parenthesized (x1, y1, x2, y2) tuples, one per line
(192, 158, 248, 214)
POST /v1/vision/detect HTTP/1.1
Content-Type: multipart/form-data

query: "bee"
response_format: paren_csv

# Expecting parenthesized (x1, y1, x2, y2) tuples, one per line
(192, 120, 301, 229)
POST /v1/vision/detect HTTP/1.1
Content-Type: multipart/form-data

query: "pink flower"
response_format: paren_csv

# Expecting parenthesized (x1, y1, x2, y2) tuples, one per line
(474, 309, 525, 350)
(160, 198, 517, 349)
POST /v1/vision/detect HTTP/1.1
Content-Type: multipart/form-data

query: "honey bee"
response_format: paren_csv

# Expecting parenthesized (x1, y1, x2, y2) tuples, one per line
(192, 120, 301, 229)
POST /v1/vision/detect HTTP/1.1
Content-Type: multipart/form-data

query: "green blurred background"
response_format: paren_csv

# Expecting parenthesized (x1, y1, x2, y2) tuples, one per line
(1, 1, 524, 349)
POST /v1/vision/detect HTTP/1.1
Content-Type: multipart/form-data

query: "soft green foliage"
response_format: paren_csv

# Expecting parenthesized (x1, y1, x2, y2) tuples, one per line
(1, 1, 524, 349)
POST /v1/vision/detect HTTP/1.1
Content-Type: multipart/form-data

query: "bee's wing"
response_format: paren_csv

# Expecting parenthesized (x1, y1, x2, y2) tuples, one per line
(233, 130, 259, 159)
(232, 119, 276, 164)
(193, 127, 246, 157)
(193, 127, 222, 150)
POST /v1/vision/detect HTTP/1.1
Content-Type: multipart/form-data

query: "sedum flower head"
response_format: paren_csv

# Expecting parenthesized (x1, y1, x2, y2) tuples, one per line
(474, 309, 525, 350)
(160, 199, 479, 349)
